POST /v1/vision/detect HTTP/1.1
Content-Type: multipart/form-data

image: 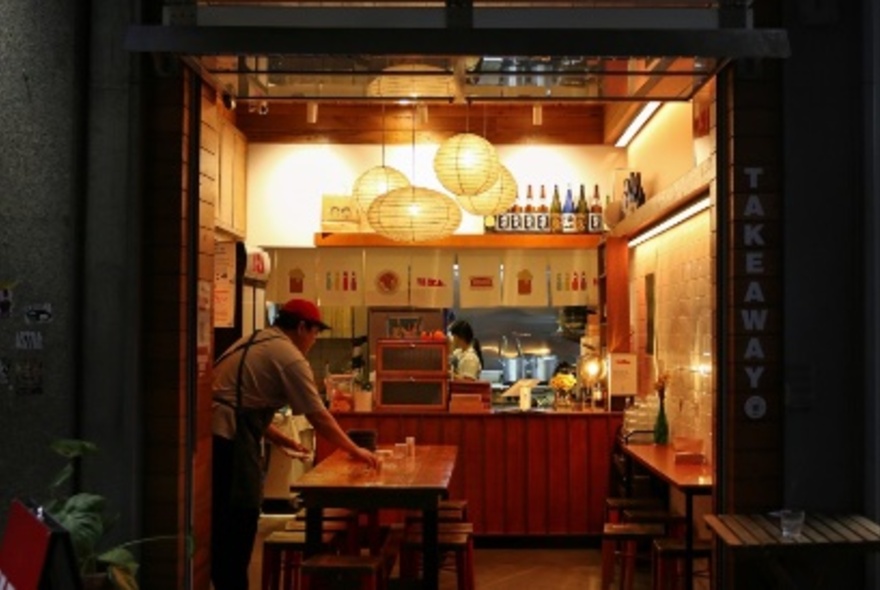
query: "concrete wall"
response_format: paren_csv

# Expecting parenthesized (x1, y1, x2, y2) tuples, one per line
(0, 0, 85, 524)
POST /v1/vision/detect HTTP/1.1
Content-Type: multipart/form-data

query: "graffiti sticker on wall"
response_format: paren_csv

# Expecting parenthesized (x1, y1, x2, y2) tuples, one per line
(12, 357, 43, 396)
(24, 303, 53, 324)
(15, 331, 43, 350)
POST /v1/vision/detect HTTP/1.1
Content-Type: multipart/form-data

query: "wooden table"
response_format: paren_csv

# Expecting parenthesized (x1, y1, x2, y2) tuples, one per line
(292, 445, 457, 590)
(623, 443, 713, 590)
(705, 513, 880, 587)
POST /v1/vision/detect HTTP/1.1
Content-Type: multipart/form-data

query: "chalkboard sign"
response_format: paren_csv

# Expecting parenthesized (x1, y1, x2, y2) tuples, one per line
(0, 499, 81, 590)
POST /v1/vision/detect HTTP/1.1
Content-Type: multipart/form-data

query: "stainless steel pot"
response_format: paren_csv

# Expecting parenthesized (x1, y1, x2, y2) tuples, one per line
(532, 355, 559, 382)
(500, 357, 530, 382)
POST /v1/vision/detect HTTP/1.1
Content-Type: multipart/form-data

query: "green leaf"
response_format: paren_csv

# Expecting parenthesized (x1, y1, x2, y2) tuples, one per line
(51, 439, 98, 459)
(107, 565, 138, 590)
(98, 547, 138, 575)
(52, 493, 107, 568)
(49, 463, 74, 490)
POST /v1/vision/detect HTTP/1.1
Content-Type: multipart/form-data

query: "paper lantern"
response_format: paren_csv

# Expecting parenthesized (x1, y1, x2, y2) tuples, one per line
(433, 133, 500, 196)
(367, 186, 462, 243)
(352, 166, 410, 214)
(456, 165, 518, 216)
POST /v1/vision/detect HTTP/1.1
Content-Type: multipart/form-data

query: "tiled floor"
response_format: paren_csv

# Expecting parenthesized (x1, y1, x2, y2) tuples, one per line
(248, 514, 709, 590)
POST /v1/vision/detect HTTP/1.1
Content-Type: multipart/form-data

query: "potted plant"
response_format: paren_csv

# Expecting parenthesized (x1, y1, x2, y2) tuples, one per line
(43, 439, 187, 590)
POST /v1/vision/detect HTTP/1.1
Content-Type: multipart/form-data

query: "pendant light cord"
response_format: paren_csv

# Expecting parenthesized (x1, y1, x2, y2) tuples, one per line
(411, 103, 417, 181)
(381, 103, 386, 166)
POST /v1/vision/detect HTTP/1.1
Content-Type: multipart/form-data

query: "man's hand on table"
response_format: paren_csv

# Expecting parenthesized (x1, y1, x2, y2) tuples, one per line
(350, 446, 380, 470)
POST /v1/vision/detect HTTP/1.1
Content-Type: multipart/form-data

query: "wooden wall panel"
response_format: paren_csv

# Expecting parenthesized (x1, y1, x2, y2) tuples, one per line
(482, 419, 506, 534)
(504, 417, 528, 534)
(526, 417, 550, 534)
(236, 103, 606, 145)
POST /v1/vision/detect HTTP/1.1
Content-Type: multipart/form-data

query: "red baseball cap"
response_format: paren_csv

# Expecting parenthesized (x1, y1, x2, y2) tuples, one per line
(279, 298, 331, 331)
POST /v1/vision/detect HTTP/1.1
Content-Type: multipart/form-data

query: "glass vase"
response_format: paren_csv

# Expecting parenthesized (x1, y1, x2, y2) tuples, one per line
(653, 393, 669, 444)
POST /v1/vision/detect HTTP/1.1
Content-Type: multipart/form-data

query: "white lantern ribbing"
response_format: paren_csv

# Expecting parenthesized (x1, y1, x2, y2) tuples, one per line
(367, 186, 462, 243)
(455, 165, 518, 216)
(433, 133, 500, 196)
(352, 166, 410, 214)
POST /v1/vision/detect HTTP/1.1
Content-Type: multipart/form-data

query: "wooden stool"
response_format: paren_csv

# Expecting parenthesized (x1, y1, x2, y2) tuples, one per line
(601, 523, 666, 590)
(404, 507, 466, 523)
(405, 521, 474, 535)
(605, 497, 665, 523)
(288, 513, 359, 554)
(261, 530, 335, 590)
(623, 509, 688, 539)
(438, 499, 469, 520)
(651, 538, 712, 590)
(400, 531, 475, 590)
(300, 554, 385, 590)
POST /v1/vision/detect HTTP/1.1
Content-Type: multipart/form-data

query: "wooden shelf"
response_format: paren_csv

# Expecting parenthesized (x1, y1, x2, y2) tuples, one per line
(314, 232, 602, 249)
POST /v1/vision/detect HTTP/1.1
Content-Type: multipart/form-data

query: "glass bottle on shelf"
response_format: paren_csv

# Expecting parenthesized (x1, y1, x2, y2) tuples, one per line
(653, 390, 669, 444)
(537, 184, 550, 232)
(549, 185, 563, 233)
(523, 184, 536, 232)
(575, 184, 588, 233)
(562, 184, 576, 233)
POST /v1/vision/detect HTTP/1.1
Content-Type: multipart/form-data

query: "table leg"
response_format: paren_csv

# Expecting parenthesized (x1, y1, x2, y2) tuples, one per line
(423, 506, 440, 590)
(305, 505, 323, 558)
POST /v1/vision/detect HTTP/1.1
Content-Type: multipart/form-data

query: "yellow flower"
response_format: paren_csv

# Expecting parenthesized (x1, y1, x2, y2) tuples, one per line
(550, 373, 577, 392)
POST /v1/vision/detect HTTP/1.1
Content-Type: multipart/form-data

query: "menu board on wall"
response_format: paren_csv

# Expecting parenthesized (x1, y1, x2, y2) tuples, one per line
(272, 248, 318, 303)
(502, 249, 549, 307)
(549, 248, 598, 306)
(213, 241, 236, 328)
(409, 250, 454, 308)
(364, 249, 409, 307)
(458, 250, 502, 308)
(317, 248, 364, 307)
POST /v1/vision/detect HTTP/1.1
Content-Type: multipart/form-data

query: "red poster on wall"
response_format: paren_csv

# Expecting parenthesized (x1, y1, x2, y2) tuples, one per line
(0, 499, 81, 589)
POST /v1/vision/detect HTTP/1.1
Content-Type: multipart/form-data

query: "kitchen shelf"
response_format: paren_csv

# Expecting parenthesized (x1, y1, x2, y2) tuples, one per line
(314, 232, 602, 249)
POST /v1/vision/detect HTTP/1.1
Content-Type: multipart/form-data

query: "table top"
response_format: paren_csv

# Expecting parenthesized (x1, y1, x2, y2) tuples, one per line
(705, 513, 880, 550)
(623, 443, 713, 493)
(292, 444, 457, 495)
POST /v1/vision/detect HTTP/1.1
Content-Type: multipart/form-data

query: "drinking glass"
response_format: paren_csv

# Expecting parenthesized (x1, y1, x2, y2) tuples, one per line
(779, 509, 805, 539)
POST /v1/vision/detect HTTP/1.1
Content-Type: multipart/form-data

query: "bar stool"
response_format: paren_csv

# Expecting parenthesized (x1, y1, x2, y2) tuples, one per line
(651, 538, 713, 590)
(400, 530, 475, 590)
(601, 523, 666, 590)
(622, 509, 687, 539)
(602, 497, 665, 588)
(261, 530, 336, 590)
(300, 554, 386, 590)
(285, 520, 356, 554)
(293, 508, 360, 554)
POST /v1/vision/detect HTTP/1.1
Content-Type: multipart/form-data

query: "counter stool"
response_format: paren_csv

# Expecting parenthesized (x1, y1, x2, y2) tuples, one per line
(261, 530, 336, 590)
(400, 531, 475, 590)
(601, 523, 666, 590)
(651, 538, 713, 590)
(292, 508, 360, 554)
(602, 498, 665, 588)
(622, 509, 687, 539)
(300, 554, 385, 590)
(438, 499, 469, 520)
(404, 507, 467, 524)
(285, 520, 356, 554)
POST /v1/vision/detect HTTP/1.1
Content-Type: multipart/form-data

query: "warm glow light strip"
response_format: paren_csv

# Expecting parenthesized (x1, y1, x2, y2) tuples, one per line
(627, 196, 711, 248)
(614, 101, 662, 148)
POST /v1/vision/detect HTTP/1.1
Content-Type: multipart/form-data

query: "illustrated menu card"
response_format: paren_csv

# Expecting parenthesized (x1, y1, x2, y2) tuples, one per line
(549, 248, 598, 306)
(458, 250, 502, 308)
(409, 250, 454, 308)
(270, 248, 318, 303)
(501, 249, 549, 307)
(213, 241, 236, 328)
(364, 248, 409, 307)
(316, 248, 364, 307)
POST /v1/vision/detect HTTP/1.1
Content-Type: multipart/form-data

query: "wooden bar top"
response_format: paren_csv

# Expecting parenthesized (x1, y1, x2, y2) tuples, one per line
(293, 445, 457, 493)
(705, 513, 880, 550)
(622, 443, 713, 493)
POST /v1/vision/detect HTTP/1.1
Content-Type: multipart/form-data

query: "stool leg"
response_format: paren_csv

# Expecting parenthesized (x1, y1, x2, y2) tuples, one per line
(400, 547, 417, 581)
(620, 539, 637, 590)
(262, 546, 278, 590)
(465, 536, 476, 590)
(601, 538, 616, 589)
(652, 550, 666, 590)
(456, 549, 467, 590)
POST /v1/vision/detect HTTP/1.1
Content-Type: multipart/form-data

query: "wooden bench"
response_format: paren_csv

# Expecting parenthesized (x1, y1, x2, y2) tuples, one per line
(300, 554, 385, 590)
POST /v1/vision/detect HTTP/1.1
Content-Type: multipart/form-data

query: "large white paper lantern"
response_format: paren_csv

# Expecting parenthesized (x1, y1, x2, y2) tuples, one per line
(433, 133, 500, 196)
(456, 165, 518, 216)
(352, 166, 410, 214)
(367, 186, 462, 243)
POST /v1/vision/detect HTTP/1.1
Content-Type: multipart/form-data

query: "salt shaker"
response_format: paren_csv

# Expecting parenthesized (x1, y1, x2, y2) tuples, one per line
(405, 436, 415, 458)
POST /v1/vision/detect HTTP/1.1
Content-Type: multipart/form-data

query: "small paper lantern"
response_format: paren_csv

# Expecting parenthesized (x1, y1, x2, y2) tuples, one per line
(433, 133, 500, 196)
(456, 165, 518, 216)
(367, 186, 462, 243)
(352, 166, 410, 214)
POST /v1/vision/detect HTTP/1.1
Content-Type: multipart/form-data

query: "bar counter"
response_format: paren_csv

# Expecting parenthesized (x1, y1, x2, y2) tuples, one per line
(318, 410, 622, 536)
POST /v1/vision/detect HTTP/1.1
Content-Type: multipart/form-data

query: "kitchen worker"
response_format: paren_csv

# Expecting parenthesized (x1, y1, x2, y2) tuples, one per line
(449, 319, 484, 380)
(211, 298, 379, 590)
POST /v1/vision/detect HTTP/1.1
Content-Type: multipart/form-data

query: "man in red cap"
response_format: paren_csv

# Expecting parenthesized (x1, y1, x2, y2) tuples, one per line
(211, 298, 378, 590)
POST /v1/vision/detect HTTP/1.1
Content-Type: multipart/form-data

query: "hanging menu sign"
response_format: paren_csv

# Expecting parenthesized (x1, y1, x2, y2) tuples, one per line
(501, 249, 548, 307)
(317, 247, 365, 307)
(549, 248, 598, 306)
(458, 250, 502, 308)
(409, 250, 454, 308)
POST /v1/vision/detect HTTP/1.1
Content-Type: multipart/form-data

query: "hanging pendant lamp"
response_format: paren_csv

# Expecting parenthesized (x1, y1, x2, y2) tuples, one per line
(352, 104, 410, 215)
(456, 165, 518, 216)
(367, 185, 462, 243)
(433, 132, 500, 196)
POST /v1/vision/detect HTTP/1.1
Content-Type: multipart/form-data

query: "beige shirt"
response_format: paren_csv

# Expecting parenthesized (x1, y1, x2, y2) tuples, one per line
(452, 346, 482, 380)
(212, 326, 325, 439)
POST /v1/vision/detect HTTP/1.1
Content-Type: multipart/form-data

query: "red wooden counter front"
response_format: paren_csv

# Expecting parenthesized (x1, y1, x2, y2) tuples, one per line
(317, 411, 622, 536)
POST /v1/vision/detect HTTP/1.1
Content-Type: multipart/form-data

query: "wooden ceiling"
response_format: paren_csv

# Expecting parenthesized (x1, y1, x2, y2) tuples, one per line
(233, 102, 619, 145)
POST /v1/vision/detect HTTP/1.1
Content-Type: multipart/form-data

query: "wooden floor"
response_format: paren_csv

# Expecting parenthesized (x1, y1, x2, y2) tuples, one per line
(249, 514, 710, 590)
